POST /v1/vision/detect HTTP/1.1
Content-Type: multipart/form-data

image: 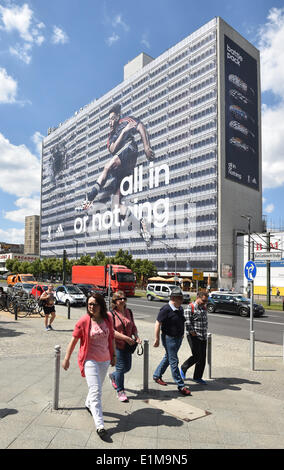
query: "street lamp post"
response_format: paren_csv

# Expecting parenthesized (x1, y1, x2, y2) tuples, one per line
(241, 215, 252, 297)
(160, 240, 178, 285)
(73, 239, 79, 259)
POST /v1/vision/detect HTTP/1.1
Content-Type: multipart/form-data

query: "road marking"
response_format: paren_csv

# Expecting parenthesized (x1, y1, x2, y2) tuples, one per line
(208, 313, 233, 319)
(127, 302, 162, 310)
(247, 319, 284, 326)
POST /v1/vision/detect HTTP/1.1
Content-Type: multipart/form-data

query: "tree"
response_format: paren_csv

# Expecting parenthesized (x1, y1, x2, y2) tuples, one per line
(90, 251, 106, 266)
(113, 249, 133, 268)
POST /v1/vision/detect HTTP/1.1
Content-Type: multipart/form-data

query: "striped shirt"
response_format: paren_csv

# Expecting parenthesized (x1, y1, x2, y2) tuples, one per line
(184, 302, 208, 341)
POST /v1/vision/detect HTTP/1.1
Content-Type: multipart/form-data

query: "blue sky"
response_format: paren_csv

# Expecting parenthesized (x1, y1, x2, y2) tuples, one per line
(1, 0, 284, 244)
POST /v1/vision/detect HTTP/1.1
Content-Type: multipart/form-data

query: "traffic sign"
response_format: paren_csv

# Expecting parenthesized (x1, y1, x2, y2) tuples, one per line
(254, 252, 282, 261)
(244, 261, 257, 281)
(192, 269, 203, 281)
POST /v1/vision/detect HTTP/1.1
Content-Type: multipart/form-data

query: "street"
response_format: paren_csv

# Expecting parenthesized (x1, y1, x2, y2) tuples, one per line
(125, 297, 284, 346)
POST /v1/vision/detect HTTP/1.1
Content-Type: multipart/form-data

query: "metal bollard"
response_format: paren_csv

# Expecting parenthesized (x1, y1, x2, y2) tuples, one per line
(207, 333, 212, 379)
(143, 339, 149, 392)
(67, 302, 71, 319)
(283, 332, 284, 364)
(250, 330, 255, 371)
(14, 302, 18, 321)
(53, 345, 61, 410)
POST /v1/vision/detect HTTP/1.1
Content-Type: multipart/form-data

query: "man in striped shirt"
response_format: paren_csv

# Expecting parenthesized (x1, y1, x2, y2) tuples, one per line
(180, 291, 209, 384)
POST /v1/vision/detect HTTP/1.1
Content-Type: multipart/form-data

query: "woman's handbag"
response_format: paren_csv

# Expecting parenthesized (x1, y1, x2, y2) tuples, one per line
(111, 309, 138, 354)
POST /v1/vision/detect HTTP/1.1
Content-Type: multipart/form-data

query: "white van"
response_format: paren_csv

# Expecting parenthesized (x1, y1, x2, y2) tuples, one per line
(146, 283, 190, 303)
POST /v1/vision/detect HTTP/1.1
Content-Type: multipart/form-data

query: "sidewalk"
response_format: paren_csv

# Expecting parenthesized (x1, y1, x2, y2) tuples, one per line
(0, 305, 284, 449)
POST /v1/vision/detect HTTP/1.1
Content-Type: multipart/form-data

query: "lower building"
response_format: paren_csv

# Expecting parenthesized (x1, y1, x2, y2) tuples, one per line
(25, 215, 40, 255)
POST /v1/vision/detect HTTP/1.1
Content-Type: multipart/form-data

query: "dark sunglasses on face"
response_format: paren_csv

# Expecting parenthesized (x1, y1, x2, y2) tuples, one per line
(116, 297, 126, 301)
(88, 302, 99, 307)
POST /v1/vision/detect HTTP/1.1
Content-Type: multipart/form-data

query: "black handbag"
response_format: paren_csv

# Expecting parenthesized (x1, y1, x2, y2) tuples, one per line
(111, 308, 138, 354)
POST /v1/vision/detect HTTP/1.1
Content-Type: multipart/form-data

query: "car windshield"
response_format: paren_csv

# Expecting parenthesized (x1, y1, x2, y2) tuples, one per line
(22, 276, 35, 282)
(116, 273, 135, 283)
(235, 296, 249, 302)
(66, 286, 83, 294)
(22, 284, 34, 288)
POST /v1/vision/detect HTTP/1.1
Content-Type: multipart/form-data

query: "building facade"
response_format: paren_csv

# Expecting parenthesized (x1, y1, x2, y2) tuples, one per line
(25, 215, 40, 255)
(40, 17, 262, 287)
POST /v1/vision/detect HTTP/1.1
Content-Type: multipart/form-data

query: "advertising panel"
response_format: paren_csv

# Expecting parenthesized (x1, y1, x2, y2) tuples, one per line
(42, 102, 198, 260)
(224, 35, 259, 190)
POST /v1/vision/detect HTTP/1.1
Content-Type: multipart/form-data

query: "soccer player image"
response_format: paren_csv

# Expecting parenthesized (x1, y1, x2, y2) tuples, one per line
(83, 104, 155, 245)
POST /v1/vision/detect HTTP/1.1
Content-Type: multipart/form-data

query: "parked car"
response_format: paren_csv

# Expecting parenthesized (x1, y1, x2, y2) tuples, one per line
(12, 282, 36, 297)
(55, 285, 86, 307)
(146, 283, 191, 303)
(74, 283, 110, 297)
(207, 293, 265, 317)
(30, 284, 49, 299)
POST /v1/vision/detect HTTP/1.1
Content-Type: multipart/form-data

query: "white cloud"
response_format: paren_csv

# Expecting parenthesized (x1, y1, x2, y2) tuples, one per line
(106, 32, 119, 46)
(141, 33, 150, 49)
(4, 196, 40, 223)
(264, 203, 275, 214)
(0, 67, 17, 103)
(0, 3, 33, 42)
(32, 131, 44, 157)
(51, 26, 69, 44)
(112, 14, 129, 32)
(9, 42, 32, 64)
(257, 8, 284, 189)
(0, 227, 25, 244)
(0, 133, 41, 197)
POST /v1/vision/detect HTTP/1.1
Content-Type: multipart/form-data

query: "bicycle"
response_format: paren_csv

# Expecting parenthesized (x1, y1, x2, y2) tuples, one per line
(9, 294, 44, 318)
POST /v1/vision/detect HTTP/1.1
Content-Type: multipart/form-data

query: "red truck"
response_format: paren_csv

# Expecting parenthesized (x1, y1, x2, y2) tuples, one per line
(72, 265, 136, 296)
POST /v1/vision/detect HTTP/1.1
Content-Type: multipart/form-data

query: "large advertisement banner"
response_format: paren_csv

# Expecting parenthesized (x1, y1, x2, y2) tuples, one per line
(43, 102, 197, 260)
(224, 35, 259, 190)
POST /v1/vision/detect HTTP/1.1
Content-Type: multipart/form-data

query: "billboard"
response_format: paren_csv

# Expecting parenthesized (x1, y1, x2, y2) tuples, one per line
(224, 35, 259, 190)
(42, 101, 198, 262)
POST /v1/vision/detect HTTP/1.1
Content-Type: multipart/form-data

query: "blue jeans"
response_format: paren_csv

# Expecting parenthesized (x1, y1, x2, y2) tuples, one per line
(112, 347, 132, 392)
(153, 334, 184, 388)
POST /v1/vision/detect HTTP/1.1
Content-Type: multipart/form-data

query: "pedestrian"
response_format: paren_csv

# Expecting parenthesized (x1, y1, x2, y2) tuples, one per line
(180, 291, 209, 385)
(40, 284, 56, 331)
(153, 287, 191, 396)
(276, 288, 280, 297)
(109, 290, 141, 402)
(62, 293, 116, 440)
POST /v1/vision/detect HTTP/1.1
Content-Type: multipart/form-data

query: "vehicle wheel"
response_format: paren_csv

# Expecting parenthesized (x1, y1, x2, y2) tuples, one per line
(207, 304, 215, 313)
(239, 307, 249, 317)
(147, 295, 153, 301)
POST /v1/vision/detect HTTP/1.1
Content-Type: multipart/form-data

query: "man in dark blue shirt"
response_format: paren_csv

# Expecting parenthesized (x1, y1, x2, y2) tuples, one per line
(153, 287, 191, 396)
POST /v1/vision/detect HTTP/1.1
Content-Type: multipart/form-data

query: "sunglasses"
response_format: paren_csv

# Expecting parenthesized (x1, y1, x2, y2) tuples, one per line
(116, 297, 126, 301)
(88, 302, 99, 307)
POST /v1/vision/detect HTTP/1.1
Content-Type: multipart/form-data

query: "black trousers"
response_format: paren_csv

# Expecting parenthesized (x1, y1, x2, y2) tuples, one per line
(181, 334, 207, 380)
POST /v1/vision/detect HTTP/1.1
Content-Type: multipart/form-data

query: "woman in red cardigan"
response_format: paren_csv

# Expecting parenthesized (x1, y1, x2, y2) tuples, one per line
(62, 293, 116, 440)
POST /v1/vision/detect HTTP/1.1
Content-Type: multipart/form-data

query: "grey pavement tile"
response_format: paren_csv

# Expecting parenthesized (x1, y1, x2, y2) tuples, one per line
(157, 422, 189, 441)
(50, 427, 92, 448)
(63, 410, 95, 431)
(156, 438, 192, 449)
(33, 411, 70, 427)
(7, 439, 49, 449)
(18, 424, 61, 443)
(121, 434, 158, 449)
(188, 428, 224, 446)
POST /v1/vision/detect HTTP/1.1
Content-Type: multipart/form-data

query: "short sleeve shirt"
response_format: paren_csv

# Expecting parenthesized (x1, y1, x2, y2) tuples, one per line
(157, 303, 185, 337)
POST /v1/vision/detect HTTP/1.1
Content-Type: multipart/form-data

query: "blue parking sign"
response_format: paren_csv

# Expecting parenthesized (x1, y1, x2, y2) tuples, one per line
(245, 261, 257, 281)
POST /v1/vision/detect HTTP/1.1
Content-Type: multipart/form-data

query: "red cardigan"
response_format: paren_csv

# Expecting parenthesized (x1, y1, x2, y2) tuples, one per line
(72, 313, 114, 377)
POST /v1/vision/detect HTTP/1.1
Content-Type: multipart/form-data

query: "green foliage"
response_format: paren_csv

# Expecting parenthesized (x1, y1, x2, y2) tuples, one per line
(4, 249, 157, 284)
